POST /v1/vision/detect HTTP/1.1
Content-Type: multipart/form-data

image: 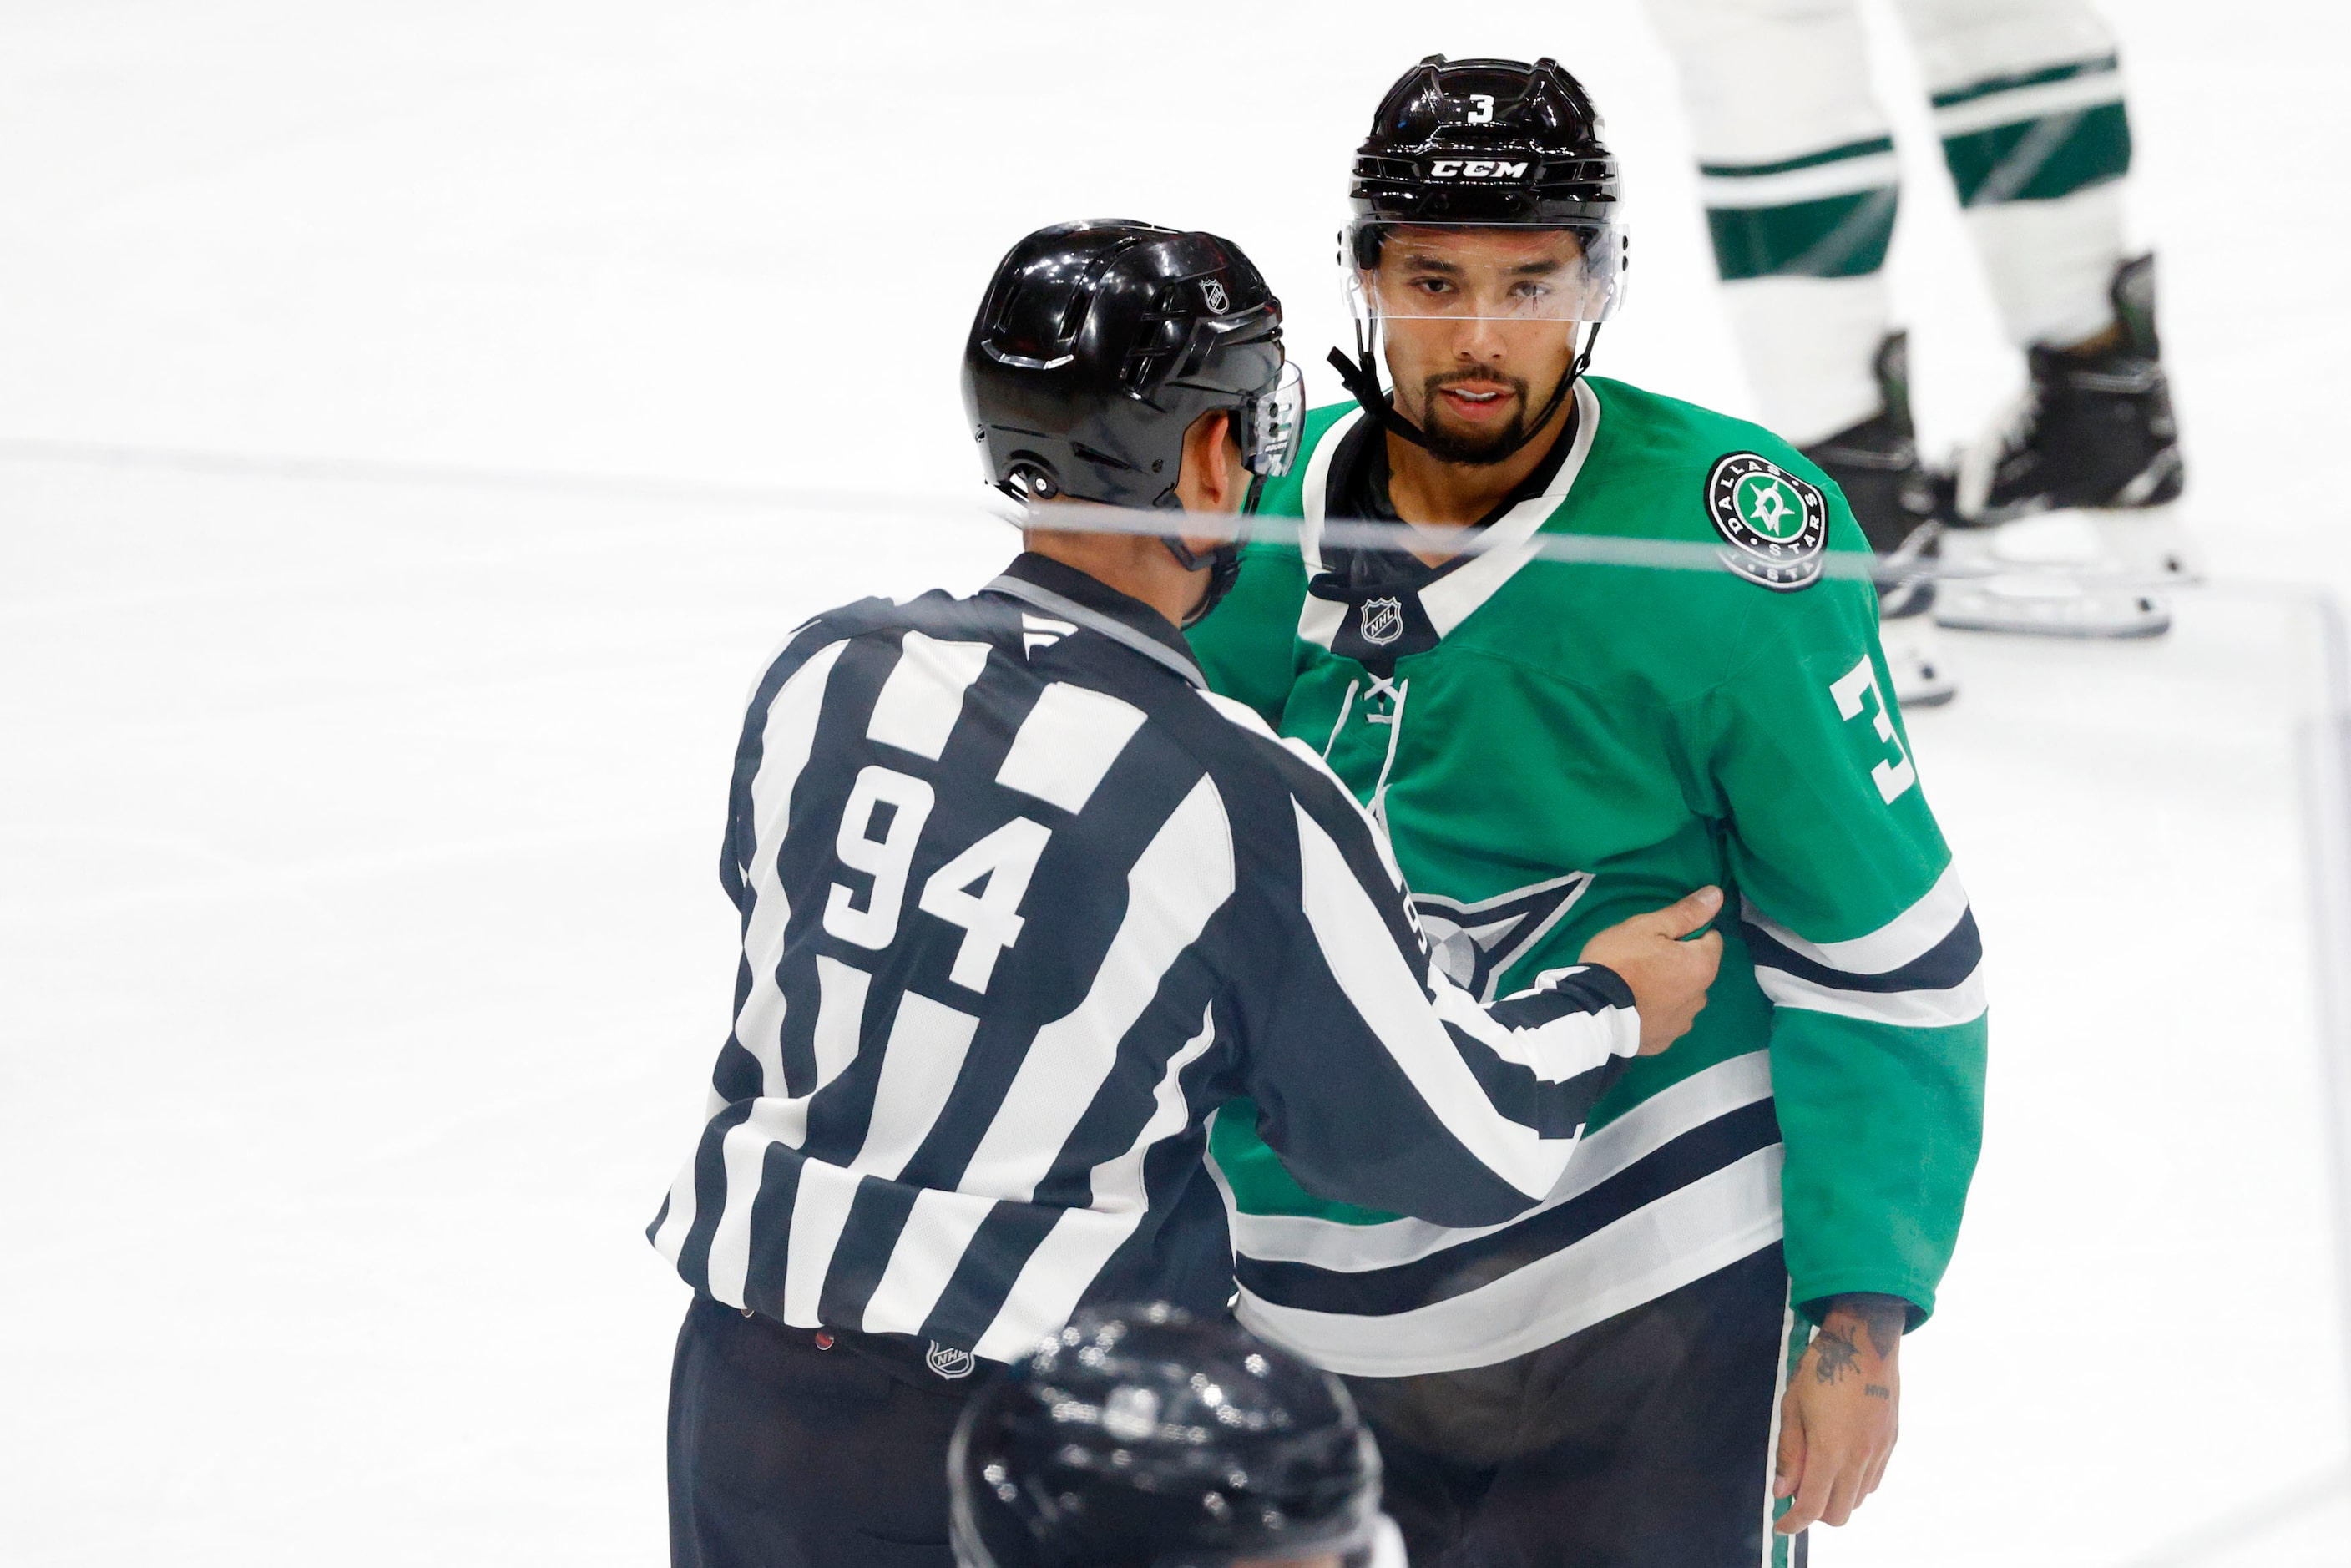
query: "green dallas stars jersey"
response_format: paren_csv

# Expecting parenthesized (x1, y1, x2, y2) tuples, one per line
(1187, 375, 1986, 1378)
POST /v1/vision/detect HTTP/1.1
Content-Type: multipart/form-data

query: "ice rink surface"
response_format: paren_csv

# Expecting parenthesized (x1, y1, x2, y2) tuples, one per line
(5, 2, 2349, 1561)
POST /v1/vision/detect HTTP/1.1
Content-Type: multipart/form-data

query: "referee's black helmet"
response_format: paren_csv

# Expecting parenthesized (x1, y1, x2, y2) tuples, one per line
(961, 220, 1303, 515)
(948, 1304, 1383, 1568)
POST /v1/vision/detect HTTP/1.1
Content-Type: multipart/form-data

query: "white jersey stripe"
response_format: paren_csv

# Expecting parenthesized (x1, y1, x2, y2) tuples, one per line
(996, 681, 1148, 813)
(779, 1160, 863, 1327)
(1092, 1003, 1221, 1217)
(973, 1209, 1133, 1362)
(731, 640, 850, 1095)
(970, 1003, 1222, 1361)
(1294, 800, 1585, 1201)
(859, 1186, 999, 1338)
(867, 630, 991, 761)
(852, 992, 982, 1181)
(1699, 151, 1902, 208)
(649, 1160, 700, 1269)
(1932, 71, 2125, 139)
(1236, 1146, 1786, 1378)
(1294, 407, 1362, 650)
(1432, 971, 1636, 1085)
(1216, 1050, 1774, 1272)
(1420, 378, 1601, 639)
(811, 955, 870, 1090)
(704, 1090, 826, 1308)
(960, 775, 1236, 1201)
(1754, 965, 1988, 1029)
(1743, 862, 1971, 976)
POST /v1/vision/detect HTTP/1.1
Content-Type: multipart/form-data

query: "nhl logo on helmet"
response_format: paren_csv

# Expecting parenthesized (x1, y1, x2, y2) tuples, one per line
(1201, 277, 1230, 313)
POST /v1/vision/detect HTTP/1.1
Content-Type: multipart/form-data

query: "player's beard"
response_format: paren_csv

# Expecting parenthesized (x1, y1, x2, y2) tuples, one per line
(1414, 367, 1559, 466)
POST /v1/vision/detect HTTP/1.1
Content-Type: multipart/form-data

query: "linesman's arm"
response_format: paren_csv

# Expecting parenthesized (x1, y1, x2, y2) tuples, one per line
(1230, 741, 1719, 1229)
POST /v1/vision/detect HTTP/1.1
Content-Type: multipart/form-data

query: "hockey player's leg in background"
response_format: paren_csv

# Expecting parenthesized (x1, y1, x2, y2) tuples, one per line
(1646, 0, 1957, 707)
(1350, 1245, 1802, 1567)
(1892, 0, 2195, 632)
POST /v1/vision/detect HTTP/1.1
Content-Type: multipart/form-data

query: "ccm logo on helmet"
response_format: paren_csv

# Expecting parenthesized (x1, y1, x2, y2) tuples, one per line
(1426, 159, 1530, 180)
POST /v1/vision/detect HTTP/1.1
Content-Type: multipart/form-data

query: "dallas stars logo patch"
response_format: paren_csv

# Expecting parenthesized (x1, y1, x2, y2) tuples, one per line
(1706, 453, 1828, 591)
(1412, 872, 1595, 1003)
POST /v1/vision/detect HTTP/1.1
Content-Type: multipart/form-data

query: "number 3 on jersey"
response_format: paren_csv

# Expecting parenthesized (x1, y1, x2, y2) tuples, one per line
(1829, 655, 1917, 805)
(822, 763, 1050, 994)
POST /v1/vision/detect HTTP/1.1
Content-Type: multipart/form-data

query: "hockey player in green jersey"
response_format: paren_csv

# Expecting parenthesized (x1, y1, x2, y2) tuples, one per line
(1189, 57, 1987, 1565)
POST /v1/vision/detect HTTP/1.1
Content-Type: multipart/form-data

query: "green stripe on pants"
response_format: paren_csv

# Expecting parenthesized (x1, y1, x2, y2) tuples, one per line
(1944, 100, 2132, 205)
(1706, 186, 1898, 281)
(1769, 1296, 1810, 1566)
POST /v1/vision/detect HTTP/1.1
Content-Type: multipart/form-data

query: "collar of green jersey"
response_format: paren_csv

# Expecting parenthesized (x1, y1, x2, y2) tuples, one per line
(1295, 377, 1601, 653)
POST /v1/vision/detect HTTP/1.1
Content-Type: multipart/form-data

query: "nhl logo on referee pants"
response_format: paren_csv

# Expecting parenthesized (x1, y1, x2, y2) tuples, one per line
(925, 1341, 976, 1380)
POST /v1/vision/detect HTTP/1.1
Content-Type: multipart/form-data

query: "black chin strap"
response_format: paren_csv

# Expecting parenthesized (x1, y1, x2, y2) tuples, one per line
(1328, 321, 1605, 465)
(1164, 536, 1243, 627)
(1327, 345, 1433, 451)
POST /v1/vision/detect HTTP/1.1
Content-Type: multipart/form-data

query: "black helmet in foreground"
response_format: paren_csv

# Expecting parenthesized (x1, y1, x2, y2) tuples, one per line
(949, 1304, 1385, 1568)
(1331, 56, 1627, 459)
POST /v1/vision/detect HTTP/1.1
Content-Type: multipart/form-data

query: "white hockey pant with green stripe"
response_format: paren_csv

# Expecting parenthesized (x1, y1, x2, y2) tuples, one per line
(1646, 0, 2134, 443)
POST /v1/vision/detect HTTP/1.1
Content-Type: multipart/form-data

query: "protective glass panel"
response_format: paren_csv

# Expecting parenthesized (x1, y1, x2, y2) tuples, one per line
(1348, 220, 1625, 325)
(13, 447, 2351, 1565)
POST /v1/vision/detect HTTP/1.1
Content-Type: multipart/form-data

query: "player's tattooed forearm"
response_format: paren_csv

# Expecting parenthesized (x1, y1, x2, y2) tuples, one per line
(1864, 1383, 1891, 1399)
(1812, 1326, 1861, 1385)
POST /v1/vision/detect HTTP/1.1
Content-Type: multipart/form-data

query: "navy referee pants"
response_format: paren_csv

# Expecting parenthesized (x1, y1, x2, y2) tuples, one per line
(667, 1295, 980, 1568)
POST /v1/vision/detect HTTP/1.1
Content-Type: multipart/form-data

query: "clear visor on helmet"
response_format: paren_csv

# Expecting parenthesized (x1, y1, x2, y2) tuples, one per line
(1241, 359, 1307, 478)
(1347, 220, 1625, 326)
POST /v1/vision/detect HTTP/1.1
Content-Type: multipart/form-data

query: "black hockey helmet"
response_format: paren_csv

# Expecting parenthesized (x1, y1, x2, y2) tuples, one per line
(1332, 57, 1627, 458)
(1347, 55, 1623, 257)
(948, 1304, 1385, 1568)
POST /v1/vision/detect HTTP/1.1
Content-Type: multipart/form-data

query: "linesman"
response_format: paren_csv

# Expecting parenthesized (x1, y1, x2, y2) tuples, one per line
(647, 220, 1724, 1566)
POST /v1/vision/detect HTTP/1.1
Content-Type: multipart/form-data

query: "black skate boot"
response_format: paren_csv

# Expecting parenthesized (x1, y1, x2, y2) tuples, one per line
(1802, 332, 1955, 708)
(1953, 253, 2183, 525)
(1935, 253, 2185, 638)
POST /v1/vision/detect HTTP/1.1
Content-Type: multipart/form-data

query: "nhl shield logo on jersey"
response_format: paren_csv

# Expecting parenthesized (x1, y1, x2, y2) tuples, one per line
(925, 1340, 976, 1380)
(1705, 453, 1829, 591)
(1359, 596, 1406, 647)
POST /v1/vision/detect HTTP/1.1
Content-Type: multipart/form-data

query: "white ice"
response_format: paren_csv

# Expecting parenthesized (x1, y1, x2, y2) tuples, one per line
(3, 2, 2348, 1563)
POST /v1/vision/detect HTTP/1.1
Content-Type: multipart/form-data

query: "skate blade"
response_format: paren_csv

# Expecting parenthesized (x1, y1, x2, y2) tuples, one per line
(1894, 671, 1959, 707)
(1943, 504, 2202, 587)
(1934, 576, 2171, 639)
(1878, 610, 1959, 707)
(2092, 503, 2202, 585)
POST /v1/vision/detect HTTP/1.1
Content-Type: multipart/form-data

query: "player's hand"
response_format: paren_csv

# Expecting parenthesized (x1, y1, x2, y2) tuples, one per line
(1775, 1297, 1904, 1535)
(1576, 887, 1722, 1055)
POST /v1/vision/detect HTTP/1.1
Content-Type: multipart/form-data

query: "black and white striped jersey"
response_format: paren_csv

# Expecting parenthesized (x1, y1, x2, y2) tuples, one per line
(647, 553, 1641, 1363)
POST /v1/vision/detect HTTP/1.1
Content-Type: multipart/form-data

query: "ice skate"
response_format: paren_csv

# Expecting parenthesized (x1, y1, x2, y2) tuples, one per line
(1936, 255, 2189, 637)
(1802, 331, 1957, 707)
